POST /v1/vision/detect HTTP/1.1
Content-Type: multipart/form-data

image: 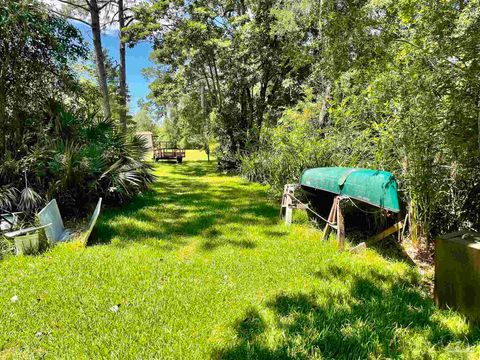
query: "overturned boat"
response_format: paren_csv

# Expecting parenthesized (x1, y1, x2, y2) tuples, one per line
(299, 167, 400, 213)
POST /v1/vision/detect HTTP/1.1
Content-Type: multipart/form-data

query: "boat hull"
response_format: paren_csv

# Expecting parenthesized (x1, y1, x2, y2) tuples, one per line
(300, 167, 400, 213)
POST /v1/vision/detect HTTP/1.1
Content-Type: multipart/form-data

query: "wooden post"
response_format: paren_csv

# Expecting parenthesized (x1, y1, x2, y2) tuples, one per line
(337, 198, 345, 251)
(322, 197, 338, 241)
(280, 184, 296, 226)
(285, 204, 293, 226)
(397, 212, 403, 242)
(280, 184, 288, 219)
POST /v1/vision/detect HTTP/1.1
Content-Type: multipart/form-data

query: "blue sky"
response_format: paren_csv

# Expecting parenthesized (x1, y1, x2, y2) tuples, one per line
(74, 22, 154, 115)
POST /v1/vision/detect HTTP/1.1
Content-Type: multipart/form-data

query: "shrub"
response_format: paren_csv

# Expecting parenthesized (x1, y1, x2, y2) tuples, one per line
(0, 1, 154, 218)
(0, 103, 154, 217)
(241, 93, 480, 241)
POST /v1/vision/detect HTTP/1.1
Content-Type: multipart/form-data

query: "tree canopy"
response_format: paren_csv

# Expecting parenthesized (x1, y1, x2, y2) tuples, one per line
(0, 0, 153, 215)
(127, 0, 480, 241)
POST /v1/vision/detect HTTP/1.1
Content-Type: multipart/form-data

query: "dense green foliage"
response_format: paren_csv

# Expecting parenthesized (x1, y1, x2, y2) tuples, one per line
(0, 1, 153, 216)
(77, 51, 133, 127)
(1, 1, 478, 356)
(1, 157, 478, 358)
(128, 0, 480, 241)
(127, 0, 307, 165)
(242, 0, 480, 240)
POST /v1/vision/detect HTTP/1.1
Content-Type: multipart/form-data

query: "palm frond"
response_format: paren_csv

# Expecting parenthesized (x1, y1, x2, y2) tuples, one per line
(18, 186, 42, 212)
(0, 186, 18, 210)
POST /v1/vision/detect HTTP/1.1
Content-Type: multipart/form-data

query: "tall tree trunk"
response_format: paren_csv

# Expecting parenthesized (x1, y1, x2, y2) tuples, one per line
(256, 69, 269, 131)
(478, 93, 480, 151)
(0, 82, 6, 155)
(318, 83, 331, 128)
(207, 62, 219, 107)
(90, 0, 111, 120)
(118, 0, 127, 133)
(0, 54, 9, 154)
(212, 57, 222, 108)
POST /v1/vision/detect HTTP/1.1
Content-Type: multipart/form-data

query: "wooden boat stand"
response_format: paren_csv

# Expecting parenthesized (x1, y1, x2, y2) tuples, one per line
(280, 184, 404, 252)
(280, 184, 305, 226)
(321, 195, 345, 251)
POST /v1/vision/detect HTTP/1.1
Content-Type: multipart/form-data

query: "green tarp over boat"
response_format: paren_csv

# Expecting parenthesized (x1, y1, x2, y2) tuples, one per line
(300, 167, 400, 213)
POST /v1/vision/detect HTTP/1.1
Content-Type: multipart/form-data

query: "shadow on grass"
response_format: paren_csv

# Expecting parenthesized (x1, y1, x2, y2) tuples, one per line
(215, 265, 480, 359)
(171, 161, 219, 177)
(95, 161, 279, 251)
(201, 239, 257, 251)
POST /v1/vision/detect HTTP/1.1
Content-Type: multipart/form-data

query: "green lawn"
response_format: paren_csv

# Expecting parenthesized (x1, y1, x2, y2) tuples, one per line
(1, 152, 479, 359)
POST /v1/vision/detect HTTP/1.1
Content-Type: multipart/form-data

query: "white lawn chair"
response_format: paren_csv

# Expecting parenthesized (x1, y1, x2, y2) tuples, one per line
(37, 199, 72, 243)
(82, 198, 102, 245)
(37, 198, 102, 245)
(0, 212, 21, 232)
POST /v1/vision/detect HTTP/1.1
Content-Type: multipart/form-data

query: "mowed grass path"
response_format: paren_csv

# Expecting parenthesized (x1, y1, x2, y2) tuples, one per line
(1, 151, 479, 359)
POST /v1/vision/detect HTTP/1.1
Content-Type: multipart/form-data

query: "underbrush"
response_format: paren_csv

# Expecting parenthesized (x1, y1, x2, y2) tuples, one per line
(240, 96, 480, 248)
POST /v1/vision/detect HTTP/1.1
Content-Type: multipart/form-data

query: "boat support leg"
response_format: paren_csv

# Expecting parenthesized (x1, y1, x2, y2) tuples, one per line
(337, 197, 345, 251)
(280, 184, 303, 226)
(280, 186, 345, 252)
(322, 197, 338, 241)
(322, 196, 346, 251)
(366, 220, 404, 246)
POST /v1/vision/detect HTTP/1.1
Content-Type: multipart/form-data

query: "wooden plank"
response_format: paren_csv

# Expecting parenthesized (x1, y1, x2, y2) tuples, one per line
(366, 221, 404, 246)
(350, 242, 366, 253)
(322, 197, 337, 241)
(337, 199, 345, 251)
(81, 198, 102, 246)
(280, 184, 303, 226)
(397, 212, 403, 242)
(280, 184, 292, 221)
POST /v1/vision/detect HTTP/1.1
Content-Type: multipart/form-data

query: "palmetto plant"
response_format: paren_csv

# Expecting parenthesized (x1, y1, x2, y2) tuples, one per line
(0, 105, 154, 217)
(100, 132, 155, 201)
(0, 186, 18, 210)
(0, 2, 154, 219)
(18, 186, 43, 213)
